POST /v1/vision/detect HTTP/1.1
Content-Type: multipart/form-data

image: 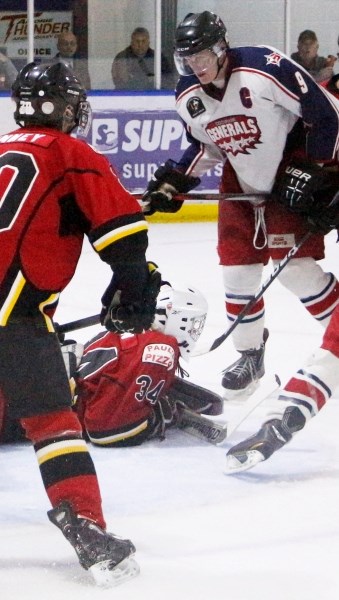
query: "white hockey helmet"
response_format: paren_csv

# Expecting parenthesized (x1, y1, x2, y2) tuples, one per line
(152, 283, 208, 360)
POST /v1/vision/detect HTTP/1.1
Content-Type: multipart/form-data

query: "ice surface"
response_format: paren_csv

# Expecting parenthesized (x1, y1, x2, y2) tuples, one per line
(2, 223, 339, 599)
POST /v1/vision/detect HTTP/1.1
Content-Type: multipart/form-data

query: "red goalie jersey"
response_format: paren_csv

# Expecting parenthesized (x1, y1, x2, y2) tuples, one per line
(75, 329, 180, 446)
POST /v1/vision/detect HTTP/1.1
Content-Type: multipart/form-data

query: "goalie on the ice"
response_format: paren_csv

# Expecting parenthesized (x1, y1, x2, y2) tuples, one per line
(71, 283, 223, 446)
(0, 283, 223, 446)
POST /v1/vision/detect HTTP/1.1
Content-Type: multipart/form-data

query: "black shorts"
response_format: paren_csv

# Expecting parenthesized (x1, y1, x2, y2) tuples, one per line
(0, 322, 73, 419)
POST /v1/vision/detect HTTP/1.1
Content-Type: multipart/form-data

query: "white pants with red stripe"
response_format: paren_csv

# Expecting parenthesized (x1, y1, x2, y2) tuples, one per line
(267, 347, 339, 427)
(222, 257, 339, 352)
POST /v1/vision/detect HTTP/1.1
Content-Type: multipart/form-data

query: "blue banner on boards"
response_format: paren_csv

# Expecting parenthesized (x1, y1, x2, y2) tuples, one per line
(88, 108, 221, 192)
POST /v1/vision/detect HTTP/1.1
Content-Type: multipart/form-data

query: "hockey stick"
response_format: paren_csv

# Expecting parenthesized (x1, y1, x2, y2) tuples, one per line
(177, 408, 227, 444)
(176, 373, 280, 445)
(56, 230, 311, 342)
(56, 313, 101, 335)
(223, 373, 281, 441)
(134, 192, 269, 202)
(193, 230, 313, 356)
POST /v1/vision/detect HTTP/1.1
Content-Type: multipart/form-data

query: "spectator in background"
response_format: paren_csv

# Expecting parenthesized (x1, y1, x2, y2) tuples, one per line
(291, 29, 336, 83)
(335, 34, 339, 74)
(111, 27, 173, 90)
(53, 31, 91, 89)
(0, 48, 18, 89)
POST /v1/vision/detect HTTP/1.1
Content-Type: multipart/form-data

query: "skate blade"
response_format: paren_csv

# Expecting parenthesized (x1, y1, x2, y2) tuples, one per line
(224, 449, 265, 474)
(222, 380, 260, 402)
(89, 556, 140, 587)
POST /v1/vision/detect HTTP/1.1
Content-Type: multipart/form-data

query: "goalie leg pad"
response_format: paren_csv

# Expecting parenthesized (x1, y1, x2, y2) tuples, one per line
(168, 376, 223, 415)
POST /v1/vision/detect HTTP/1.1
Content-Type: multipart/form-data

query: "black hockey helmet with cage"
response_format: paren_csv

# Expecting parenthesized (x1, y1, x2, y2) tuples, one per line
(174, 11, 229, 76)
(12, 61, 91, 135)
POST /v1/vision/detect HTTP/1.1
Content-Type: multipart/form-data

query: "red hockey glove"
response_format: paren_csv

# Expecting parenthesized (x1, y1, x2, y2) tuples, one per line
(142, 159, 200, 215)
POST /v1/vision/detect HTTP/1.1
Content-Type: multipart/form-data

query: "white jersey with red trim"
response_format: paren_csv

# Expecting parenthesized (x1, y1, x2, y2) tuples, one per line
(175, 45, 339, 192)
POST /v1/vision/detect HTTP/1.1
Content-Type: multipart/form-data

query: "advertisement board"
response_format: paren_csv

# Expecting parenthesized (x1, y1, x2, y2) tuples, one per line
(88, 95, 221, 192)
(0, 92, 221, 192)
(0, 11, 72, 62)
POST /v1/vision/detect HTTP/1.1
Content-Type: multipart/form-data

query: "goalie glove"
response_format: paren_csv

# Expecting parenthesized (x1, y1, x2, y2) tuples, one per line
(147, 394, 178, 441)
(101, 261, 161, 334)
(273, 161, 332, 213)
(142, 159, 201, 215)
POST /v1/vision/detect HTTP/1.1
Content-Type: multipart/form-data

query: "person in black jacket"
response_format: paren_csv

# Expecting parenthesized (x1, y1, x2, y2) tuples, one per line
(111, 27, 173, 89)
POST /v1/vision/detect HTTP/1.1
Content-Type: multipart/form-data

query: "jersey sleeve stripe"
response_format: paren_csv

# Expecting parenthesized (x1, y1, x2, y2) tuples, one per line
(87, 420, 149, 445)
(39, 293, 60, 332)
(93, 221, 148, 252)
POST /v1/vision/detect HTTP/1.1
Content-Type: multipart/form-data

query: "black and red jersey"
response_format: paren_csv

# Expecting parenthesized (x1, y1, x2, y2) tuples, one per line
(76, 329, 180, 445)
(0, 127, 148, 329)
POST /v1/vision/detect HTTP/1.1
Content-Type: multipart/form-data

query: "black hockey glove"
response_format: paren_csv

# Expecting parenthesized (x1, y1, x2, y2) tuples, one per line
(273, 161, 332, 213)
(101, 261, 161, 334)
(306, 190, 339, 234)
(142, 159, 201, 216)
(148, 394, 178, 441)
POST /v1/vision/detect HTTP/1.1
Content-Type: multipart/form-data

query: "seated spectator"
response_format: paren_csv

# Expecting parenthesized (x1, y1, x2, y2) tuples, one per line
(291, 29, 336, 83)
(335, 34, 339, 74)
(53, 31, 91, 89)
(0, 48, 18, 89)
(111, 27, 173, 90)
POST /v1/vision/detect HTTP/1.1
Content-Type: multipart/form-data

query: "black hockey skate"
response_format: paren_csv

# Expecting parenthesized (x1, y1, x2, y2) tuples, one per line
(224, 418, 293, 474)
(222, 329, 269, 399)
(48, 501, 139, 587)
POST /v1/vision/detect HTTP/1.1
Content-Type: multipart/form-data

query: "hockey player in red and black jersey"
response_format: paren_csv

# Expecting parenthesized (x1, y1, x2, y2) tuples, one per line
(0, 61, 162, 585)
(73, 283, 222, 447)
(142, 11, 339, 401)
(0, 284, 223, 447)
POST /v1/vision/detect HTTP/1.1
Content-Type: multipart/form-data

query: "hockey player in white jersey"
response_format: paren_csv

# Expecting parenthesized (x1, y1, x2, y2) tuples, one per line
(225, 203, 339, 474)
(142, 11, 339, 399)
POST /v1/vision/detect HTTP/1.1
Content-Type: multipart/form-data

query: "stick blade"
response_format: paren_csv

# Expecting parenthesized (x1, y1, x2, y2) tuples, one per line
(177, 408, 227, 444)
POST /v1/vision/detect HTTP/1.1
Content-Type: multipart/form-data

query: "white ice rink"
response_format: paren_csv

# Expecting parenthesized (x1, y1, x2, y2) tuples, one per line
(2, 221, 339, 600)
